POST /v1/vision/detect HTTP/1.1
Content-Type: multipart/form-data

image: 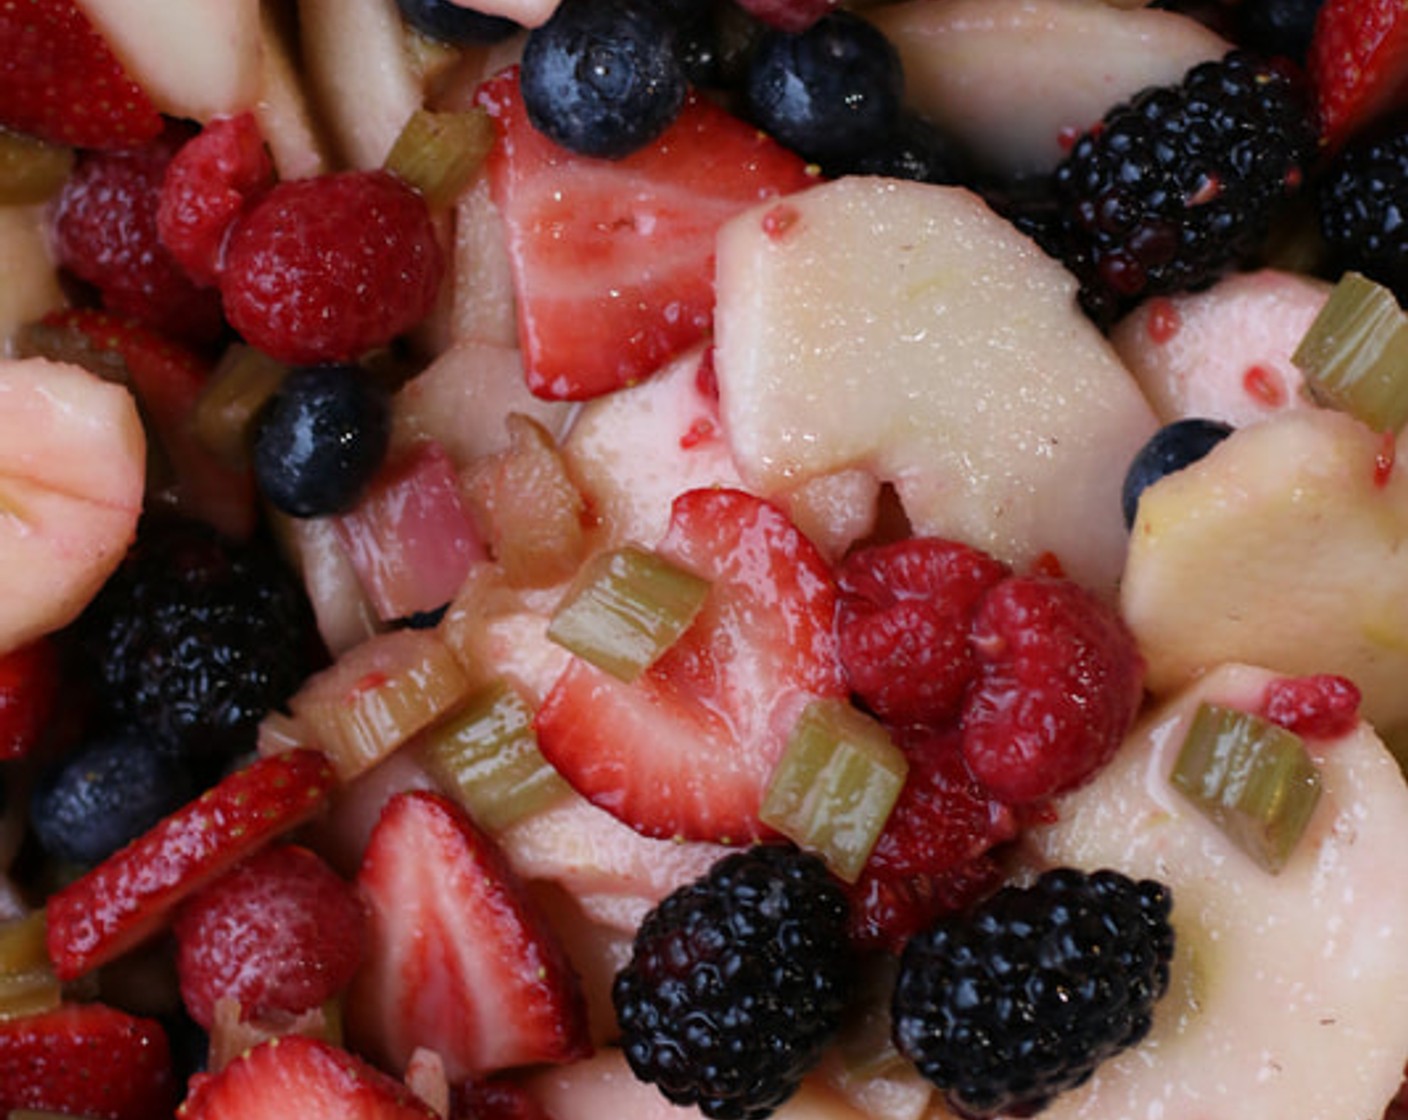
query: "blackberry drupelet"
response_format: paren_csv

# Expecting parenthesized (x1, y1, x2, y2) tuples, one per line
(1121, 418, 1234, 528)
(892, 867, 1175, 1119)
(614, 844, 853, 1120)
(1318, 125, 1408, 305)
(71, 517, 319, 770)
(1049, 51, 1315, 325)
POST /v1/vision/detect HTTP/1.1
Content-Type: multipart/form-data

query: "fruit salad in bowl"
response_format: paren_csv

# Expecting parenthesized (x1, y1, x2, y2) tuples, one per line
(3, 0, 1408, 1116)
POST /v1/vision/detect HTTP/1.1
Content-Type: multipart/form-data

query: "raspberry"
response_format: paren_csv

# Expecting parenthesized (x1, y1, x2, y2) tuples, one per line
(0, 638, 59, 762)
(50, 125, 226, 348)
(173, 844, 367, 1029)
(844, 854, 1002, 955)
(219, 170, 444, 364)
(836, 538, 1010, 727)
(962, 576, 1145, 806)
(1259, 674, 1362, 740)
(157, 112, 274, 288)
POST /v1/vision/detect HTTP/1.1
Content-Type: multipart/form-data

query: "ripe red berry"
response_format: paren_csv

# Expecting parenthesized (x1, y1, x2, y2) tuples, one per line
(836, 538, 1010, 727)
(0, 637, 59, 762)
(157, 112, 274, 288)
(173, 843, 367, 1029)
(962, 576, 1145, 806)
(50, 125, 226, 348)
(219, 170, 444, 364)
(1260, 674, 1362, 740)
(844, 855, 1003, 954)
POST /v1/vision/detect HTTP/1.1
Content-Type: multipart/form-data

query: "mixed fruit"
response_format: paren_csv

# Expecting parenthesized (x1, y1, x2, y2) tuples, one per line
(3, 0, 1408, 1117)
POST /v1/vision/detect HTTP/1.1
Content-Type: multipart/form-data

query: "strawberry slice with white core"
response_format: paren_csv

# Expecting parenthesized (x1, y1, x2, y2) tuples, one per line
(345, 790, 591, 1081)
(178, 1036, 440, 1120)
(476, 67, 819, 401)
(535, 487, 847, 844)
(45, 749, 336, 980)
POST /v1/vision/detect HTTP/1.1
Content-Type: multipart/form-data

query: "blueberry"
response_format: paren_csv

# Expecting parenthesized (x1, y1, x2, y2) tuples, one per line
(253, 364, 391, 518)
(30, 730, 190, 866)
(520, 0, 687, 159)
(745, 11, 904, 165)
(1235, 0, 1325, 64)
(395, 0, 521, 43)
(830, 112, 969, 185)
(1122, 418, 1235, 528)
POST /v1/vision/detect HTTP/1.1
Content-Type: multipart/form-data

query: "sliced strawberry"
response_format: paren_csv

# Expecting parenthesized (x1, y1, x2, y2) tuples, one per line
(535, 487, 846, 843)
(45, 749, 337, 981)
(345, 790, 591, 1080)
(1309, 0, 1408, 149)
(0, 637, 59, 761)
(179, 1036, 438, 1120)
(0, 1002, 177, 1120)
(36, 308, 257, 539)
(476, 67, 818, 401)
(0, 0, 162, 150)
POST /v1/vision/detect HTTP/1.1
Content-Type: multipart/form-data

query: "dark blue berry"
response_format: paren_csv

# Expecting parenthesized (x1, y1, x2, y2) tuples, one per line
(30, 730, 190, 866)
(1235, 0, 1324, 64)
(745, 11, 903, 165)
(253, 364, 391, 519)
(520, 0, 687, 159)
(830, 112, 968, 185)
(395, 0, 521, 43)
(1122, 418, 1234, 528)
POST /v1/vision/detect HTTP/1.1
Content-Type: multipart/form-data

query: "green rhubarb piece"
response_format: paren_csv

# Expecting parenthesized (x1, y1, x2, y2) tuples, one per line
(547, 546, 710, 682)
(419, 680, 569, 831)
(1171, 702, 1323, 874)
(0, 129, 73, 205)
(385, 107, 494, 211)
(194, 344, 288, 466)
(1292, 271, 1408, 434)
(760, 699, 908, 883)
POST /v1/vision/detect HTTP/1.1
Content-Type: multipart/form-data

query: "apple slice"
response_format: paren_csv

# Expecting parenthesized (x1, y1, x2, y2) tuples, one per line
(254, 0, 334, 180)
(714, 177, 1158, 592)
(868, 0, 1228, 177)
(1122, 408, 1408, 728)
(75, 0, 262, 122)
(0, 207, 65, 356)
(1018, 663, 1408, 1120)
(1110, 270, 1328, 427)
(0, 358, 144, 654)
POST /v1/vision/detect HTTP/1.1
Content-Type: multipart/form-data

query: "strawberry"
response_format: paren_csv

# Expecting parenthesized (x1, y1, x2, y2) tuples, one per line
(179, 1036, 439, 1120)
(0, 0, 162, 150)
(1309, 0, 1408, 149)
(49, 125, 226, 348)
(45, 748, 337, 981)
(453, 1079, 555, 1120)
(0, 637, 59, 761)
(345, 790, 592, 1081)
(534, 487, 847, 843)
(476, 67, 817, 401)
(37, 308, 257, 539)
(158, 112, 276, 288)
(734, 0, 838, 32)
(0, 1002, 177, 1120)
(174, 843, 367, 1029)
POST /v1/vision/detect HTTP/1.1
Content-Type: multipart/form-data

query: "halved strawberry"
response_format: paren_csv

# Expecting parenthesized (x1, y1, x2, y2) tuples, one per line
(476, 67, 818, 401)
(0, 637, 59, 762)
(45, 749, 337, 981)
(345, 790, 591, 1081)
(534, 487, 847, 843)
(0, 0, 162, 150)
(33, 308, 257, 540)
(179, 1036, 438, 1120)
(1309, 0, 1408, 150)
(0, 1002, 177, 1120)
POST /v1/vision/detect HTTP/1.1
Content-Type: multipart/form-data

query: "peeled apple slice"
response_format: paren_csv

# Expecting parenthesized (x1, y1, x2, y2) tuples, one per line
(1019, 663, 1408, 1120)
(714, 177, 1157, 592)
(0, 358, 145, 655)
(1122, 408, 1408, 728)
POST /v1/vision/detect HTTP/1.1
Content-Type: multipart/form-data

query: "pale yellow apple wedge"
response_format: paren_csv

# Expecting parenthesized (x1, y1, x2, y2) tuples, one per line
(1122, 408, 1408, 727)
(714, 176, 1158, 592)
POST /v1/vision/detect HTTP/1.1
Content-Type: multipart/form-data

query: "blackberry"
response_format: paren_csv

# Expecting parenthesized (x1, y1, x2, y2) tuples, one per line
(71, 518, 319, 769)
(892, 867, 1174, 1119)
(1318, 125, 1408, 305)
(613, 845, 853, 1120)
(252, 363, 391, 519)
(1050, 51, 1315, 325)
(1121, 418, 1234, 528)
(520, 0, 687, 159)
